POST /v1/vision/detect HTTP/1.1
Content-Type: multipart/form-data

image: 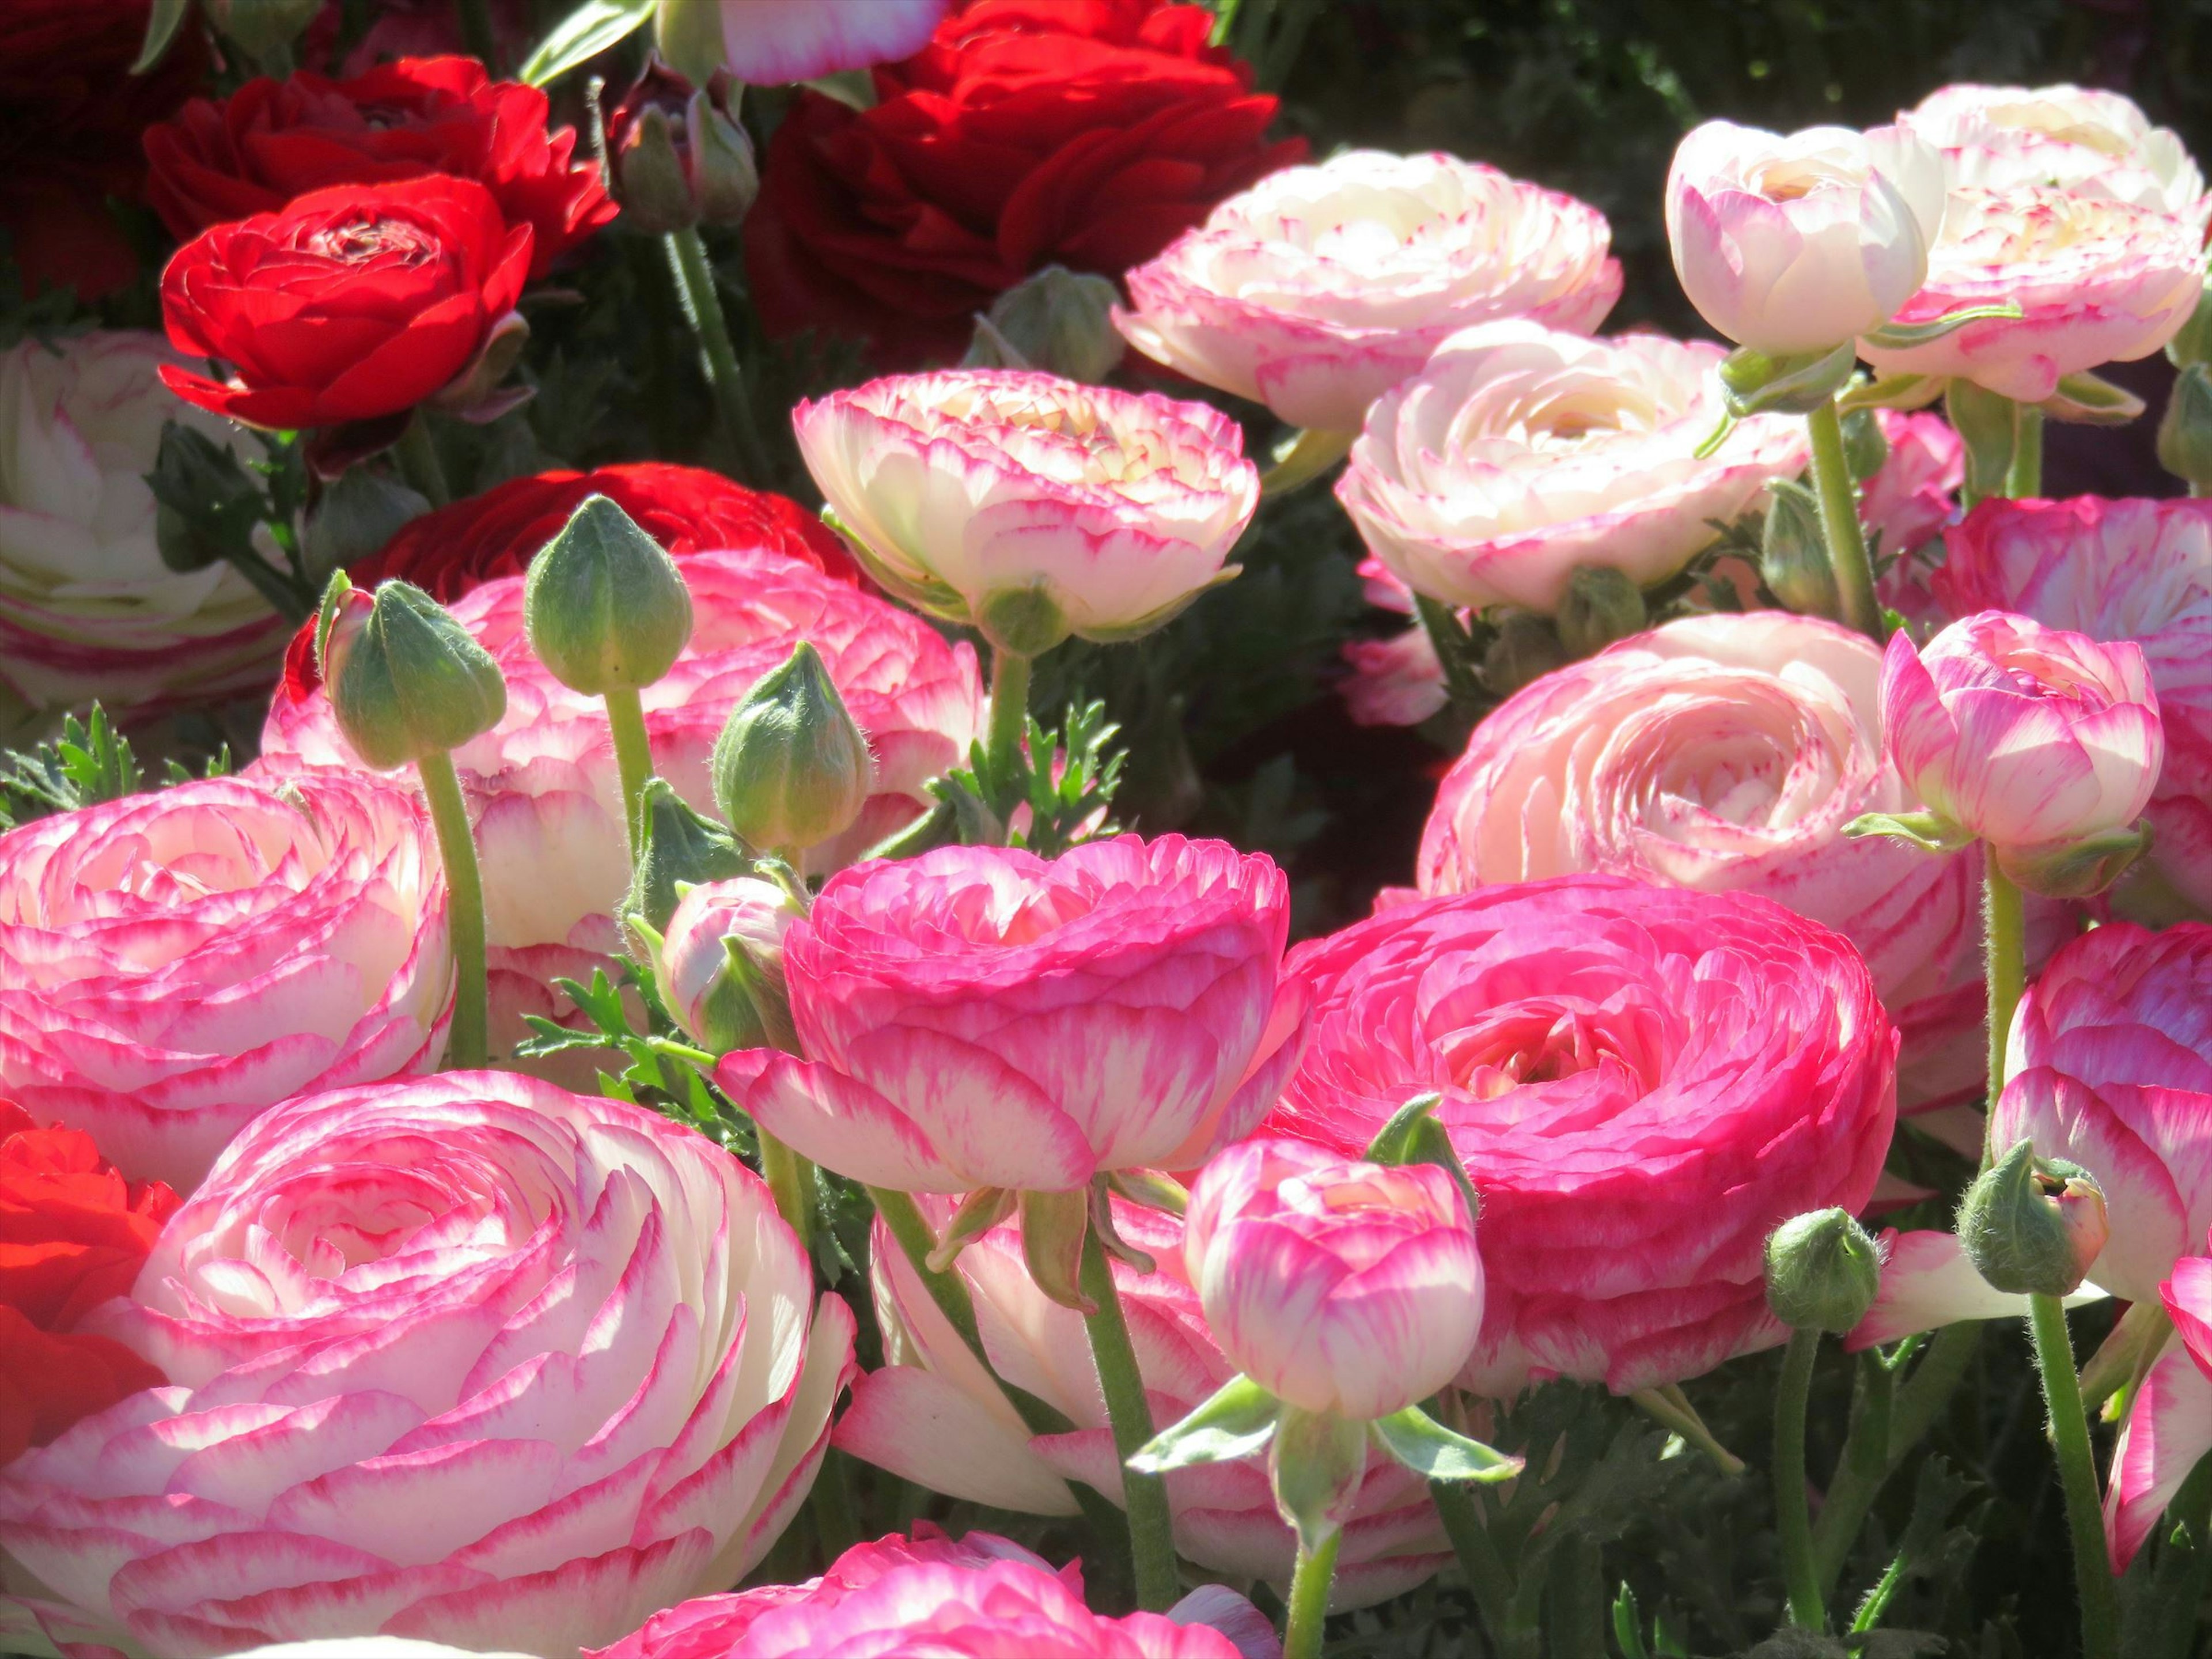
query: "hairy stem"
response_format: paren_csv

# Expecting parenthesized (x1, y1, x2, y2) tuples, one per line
(417, 751, 487, 1069)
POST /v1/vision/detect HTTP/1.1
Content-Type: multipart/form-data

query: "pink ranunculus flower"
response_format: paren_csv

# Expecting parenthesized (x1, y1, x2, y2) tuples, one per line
(1880, 609, 2163, 876)
(1856, 186, 2203, 402)
(1340, 623, 1448, 728)
(793, 370, 1257, 653)
(2108, 1255, 2212, 1569)
(717, 0, 950, 85)
(1665, 120, 1947, 355)
(0, 771, 449, 1188)
(588, 1524, 1264, 1659)
(1263, 877, 1897, 1395)
(1934, 496, 2212, 914)
(832, 1195, 1450, 1605)
(718, 835, 1306, 1194)
(1900, 83, 2207, 224)
(1184, 1138, 1481, 1422)
(1336, 321, 1805, 614)
(0, 1071, 854, 1657)
(262, 544, 982, 1070)
(1116, 151, 1622, 433)
(1418, 613, 1980, 1114)
(654, 876, 801, 1055)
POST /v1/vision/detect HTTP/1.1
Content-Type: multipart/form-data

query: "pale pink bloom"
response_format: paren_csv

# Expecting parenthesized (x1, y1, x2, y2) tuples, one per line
(1901, 83, 2207, 224)
(262, 546, 981, 1070)
(590, 1525, 1281, 1659)
(717, 0, 949, 84)
(1116, 151, 1622, 433)
(1418, 613, 1980, 1114)
(793, 371, 1257, 648)
(655, 877, 800, 1054)
(1337, 321, 1805, 613)
(0, 332, 287, 721)
(0, 1071, 854, 1657)
(1935, 496, 2212, 914)
(0, 771, 449, 1188)
(1857, 187, 2203, 402)
(1185, 1138, 1481, 1421)
(1666, 120, 1946, 355)
(833, 1195, 1449, 1605)
(1340, 624, 1448, 728)
(718, 835, 1306, 1194)
(1264, 877, 1897, 1395)
(1881, 609, 2163, 865)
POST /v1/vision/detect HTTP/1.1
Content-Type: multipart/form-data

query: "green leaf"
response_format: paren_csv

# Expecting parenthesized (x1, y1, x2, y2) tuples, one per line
(1127, 1375, 1283, 1473)
(0, 706, 145, 830)
(130, 0, 193, 73)
(1613, 1585, 1653, 1659)
(518, 0, 656, 87)
(1371, 1404, 1524, 1483)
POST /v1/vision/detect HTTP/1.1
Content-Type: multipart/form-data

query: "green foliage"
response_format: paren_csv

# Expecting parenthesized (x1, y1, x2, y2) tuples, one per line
(0, 708, 144, 830)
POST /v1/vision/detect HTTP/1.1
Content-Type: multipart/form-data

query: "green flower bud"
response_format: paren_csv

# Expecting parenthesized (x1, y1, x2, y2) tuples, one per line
(623, 777, 750, 940)
(524, 495, 695, 695)
(686, 82, 759, 228)
(2160, 363, 2212, 490)
(1763, 1208, 1881, 1333)
(1481, 611, 1567, 697)
(963, 266, 1127, 383)
(607, 65, 756, 235)
(1556, 566, 1647, 657)
(318, 575, 507, 771)
(1958, 1138, 2109, 1297)
(611, 101, 696, 237)
(1759, 478, 1840, 619)
(711, 641, 874, 854)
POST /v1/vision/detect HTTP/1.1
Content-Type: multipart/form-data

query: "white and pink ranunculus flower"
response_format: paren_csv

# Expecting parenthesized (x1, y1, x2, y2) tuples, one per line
(0, 331, 287, 726)
(1184, 1138, 1482, 1423)
(262, 544, 981, 1070)
(1417, 613, 1983, 1115)
(1866, 409, 1968, 635)
(1265, 877, 1897, 1396)
(716, 0, 949, 85)
(1901, 82, 2207, 224)
(794, 370, 1257, 653)
(1665, 120, 1947, 355)
(2110, 1257, 2212, 1570)
(1880, 609, 2163, 885)
(0, 770, 449, 1189)
(718, 836, 1305, 1195)
(833, 1195, 1450, 1607)
(1116, 150, 1622, 434)
(0, 1071, 854, 1659)
(1336, 321, 1805, 615)
(1934, 496, 2212, 916)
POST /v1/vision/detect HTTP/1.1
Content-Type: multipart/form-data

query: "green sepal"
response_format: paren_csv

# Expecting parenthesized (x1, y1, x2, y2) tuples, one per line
(1020, 1187, 1094, 1313)
(925, 1187, 1016, 1272)
(1944, 379, 2018, 503)
(1836, 372, 1945, 414)
(1859, 301, 2025, 351)
(820, 506, 971, 625)
(1370, 1403, 1525, 1484)
(1362, 1092, 1480, 1226)
(1108, 1168, 1190, 1217)
(2039, 370, 2146, 426)
(1717, 341, 1858, 419)
(1997, 822, 2154, 900)
(1842, 809, 1975, 854)
(1270, 1406, 1368, 1554)
(1127, 1374, 1283, 1474)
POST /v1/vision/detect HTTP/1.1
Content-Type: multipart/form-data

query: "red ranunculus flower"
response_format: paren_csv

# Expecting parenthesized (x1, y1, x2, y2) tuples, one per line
(0, 1100, 177, 1465)
(280, 464, 862, 699)
(143, 56, 613, 281)
(744, 0, 1306, 364)
(160, 175, 531, 430)
(0, 1, 206, 301)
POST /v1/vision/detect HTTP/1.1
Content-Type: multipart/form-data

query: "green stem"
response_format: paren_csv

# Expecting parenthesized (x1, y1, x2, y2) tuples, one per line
(2028, 1294, 2119, 1659)
(395, 414, 450, 509)
(1282, 1527, 1343, 1659)
(870, 1187, 987, 1359)
(1432, 1482, 1539, 1659)
(221, 541, 313, 624)
(602, 686, 654, 861)
(456, 0, 498, 69)
(1984, 845, 2026, 1169)
(1805, 399, 1881, 639)
(662, 226, 772, 482)
(1884, 1321, 1980, 1475)
(1080, 1225, 1179, 1612)
(984, 649, 1033, 812)
(757, 1131, 815, 1255)
(2006, 406, 2046, 498)
(1412, 593, 1484, 715)
(1774, 1328, 1826, 1630)
(1811, 1350, 1895, 1595)
(417, 751, 487, 1069)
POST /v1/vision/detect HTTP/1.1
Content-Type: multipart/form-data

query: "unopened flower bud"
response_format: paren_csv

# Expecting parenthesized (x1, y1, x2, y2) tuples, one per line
(1481, 609, 1567, 698)
(711, 641, 873, 854)
(203, 0, 319, 59)
(624, 777, 749, 938)
(1763, 1208, 1881, 1333)
(317, 575, 506, 771)
(2160, 363, 2212, 490)
(1760, 478, 1840, 619)
(524, 494, 694, 695)
(607, 63, 756, 235)
(1958, 1138, 2109, 1297)
(654, 876, 801, 1055)
(1556, 565, 1647, 657)
(963, 266, 1126, 383)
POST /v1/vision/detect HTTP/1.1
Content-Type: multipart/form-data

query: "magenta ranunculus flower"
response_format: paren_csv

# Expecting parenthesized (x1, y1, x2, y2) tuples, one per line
(1264, 877, 1897, 1395)
(0, 1071, 854, 1657)
(833, 1196, 1450, 1605)
(0, 771, 449, 1188)
(1116, 150, 1622, 433)
(718, 835, 1305, 1194)
(1184, 1138, 1481, 1422)
(1880, 609, 2163, 887)
(793, 370, 1257, 654)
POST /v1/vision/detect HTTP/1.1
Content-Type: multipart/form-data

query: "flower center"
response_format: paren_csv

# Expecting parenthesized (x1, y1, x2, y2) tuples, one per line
(1434, 997, 1660, 1104)
(307, 213, 434, 265)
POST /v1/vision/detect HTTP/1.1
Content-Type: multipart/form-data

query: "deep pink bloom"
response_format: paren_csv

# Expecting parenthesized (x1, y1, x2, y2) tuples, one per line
(1264, 877, 1897, 1394)
(0, 1071, 854, 1656)
(719, 836, 1305, 1193)
(834, 1195, 1449, 1603)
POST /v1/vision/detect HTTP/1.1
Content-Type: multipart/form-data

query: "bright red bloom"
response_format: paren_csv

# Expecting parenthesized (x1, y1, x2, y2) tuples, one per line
(160, 175, 532, 430)
(143, 56, 613, 281)
(744, 0, 1305, 363)
(0, 1101, 176, 1465)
